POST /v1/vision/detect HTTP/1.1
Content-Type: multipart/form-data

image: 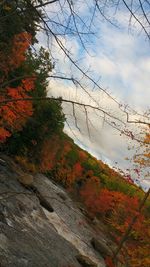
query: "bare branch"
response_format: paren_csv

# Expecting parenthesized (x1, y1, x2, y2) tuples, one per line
(65, 120, 81, 143)
(84, 105, 91, 138)
(122, 0, 150, 40)
(72, 102, 81, 132)
(95, 0, 119, 28)
(26, 0, 121, 108)
(34, 0, 59, 9)
(0, 96, 125, 125)
(138, 0, 150, 26)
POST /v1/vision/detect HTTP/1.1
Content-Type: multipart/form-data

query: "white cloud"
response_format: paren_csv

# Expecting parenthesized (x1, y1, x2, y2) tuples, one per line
(85, 54, 118, 76)
(83, 24, 150, 110)
(43, 6, 150, 189)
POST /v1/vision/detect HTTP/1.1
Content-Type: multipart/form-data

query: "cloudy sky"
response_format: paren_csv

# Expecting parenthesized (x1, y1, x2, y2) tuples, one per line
(39, 1, 150, 189)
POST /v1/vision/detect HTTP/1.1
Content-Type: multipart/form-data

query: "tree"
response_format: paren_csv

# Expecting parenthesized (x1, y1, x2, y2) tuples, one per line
(0, 32, 35, 142)
(133, 125, 150, 169)
(0, 1, 149, 139)
(113, 187, 150, 265)
(0, 0, 41, 42)
(3, 47, 65, 159)
(0, 2, 150, 265)
(0, 2, 65, 151)
(111, 124, 150, 265)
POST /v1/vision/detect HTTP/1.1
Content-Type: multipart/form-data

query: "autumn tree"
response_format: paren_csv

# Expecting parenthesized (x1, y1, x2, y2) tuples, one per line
(2, 45, 65, 159)
(0, 32, 35, 142)
(1, 0, 149, 137)
(112, 124, 150, 265)
(0, 1, 41, 142)
(133, 125, 150, 170)
(0, 0, 41, 42)
(0, 3, 150, 265)
(0, 1, 65, 150)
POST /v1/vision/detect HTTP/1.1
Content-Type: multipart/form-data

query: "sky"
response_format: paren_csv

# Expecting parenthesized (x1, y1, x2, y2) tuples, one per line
(39, 1, 150, 190)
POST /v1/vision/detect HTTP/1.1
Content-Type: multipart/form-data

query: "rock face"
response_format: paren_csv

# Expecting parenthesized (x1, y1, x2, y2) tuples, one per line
(91, 238, 113, 258)
(0, 155, 108, 267)
(76, 255, 97, 267)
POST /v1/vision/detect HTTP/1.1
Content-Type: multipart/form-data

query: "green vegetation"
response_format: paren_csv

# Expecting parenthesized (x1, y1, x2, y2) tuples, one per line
(0, 2, 150, 266)
(66, 149, 79, 167)
(0, 4, 65, 161)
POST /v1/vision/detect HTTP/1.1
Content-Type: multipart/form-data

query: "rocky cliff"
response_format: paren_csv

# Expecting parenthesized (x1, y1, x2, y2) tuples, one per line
(0, 155, 114, 267)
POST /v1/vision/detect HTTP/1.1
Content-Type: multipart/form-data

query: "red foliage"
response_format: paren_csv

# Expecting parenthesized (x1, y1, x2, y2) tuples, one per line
(80, 176, 101, 214)
(94, 189, 114, 215)
(0, 128, 11, 143)
(0, 78, 34, 142)
(80, 180, 144, 237)
(0, 32, 32, 79)
(8, 32, 32, 71)
(73, 162, 83, 176)
(124, 174, 134, 184)
(0, 32, 35, 142)
(78, 150, 88, 161)
(40, 136, 60, 171)
(105, 257, 115, 267)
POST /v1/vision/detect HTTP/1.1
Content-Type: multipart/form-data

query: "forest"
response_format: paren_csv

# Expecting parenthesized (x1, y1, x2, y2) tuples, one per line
(0, 1, 150, 267)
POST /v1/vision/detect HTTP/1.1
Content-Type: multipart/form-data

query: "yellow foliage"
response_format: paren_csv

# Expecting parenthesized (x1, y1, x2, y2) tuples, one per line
(15, 156, 37, 173)
(3, 5, 11, 11)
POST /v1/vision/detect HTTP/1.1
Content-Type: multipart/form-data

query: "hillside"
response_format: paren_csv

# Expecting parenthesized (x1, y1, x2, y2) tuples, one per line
(3, 132, 150, 267)
(0, 2, 150, 266)
(0, 154, 114, 267)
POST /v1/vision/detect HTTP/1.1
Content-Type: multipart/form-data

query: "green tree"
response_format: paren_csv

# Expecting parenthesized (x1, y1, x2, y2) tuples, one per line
(4, 48, 65, 160)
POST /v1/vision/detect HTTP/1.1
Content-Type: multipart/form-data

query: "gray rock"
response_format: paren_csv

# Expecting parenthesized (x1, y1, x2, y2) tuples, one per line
(0, 156, 107, 267)
(57, 191, 67, 201)
(0, 161, 81, 267)
(17, 174, 34, 186)
(76, 254, 97, 267)
(91, 238, 113, 258)
(0, 158, 6, 166)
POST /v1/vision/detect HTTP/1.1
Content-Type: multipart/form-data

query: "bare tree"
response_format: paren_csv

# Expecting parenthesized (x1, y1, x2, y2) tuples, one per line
(0, 2, 150, 263)
(0, 1, 150, 135)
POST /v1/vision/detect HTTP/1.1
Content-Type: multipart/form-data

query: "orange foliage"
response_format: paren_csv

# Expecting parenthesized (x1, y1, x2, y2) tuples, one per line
(63, 142, 72, 153)
(0, 78, 34, 142)
(0, 32, 32, 78)
(94, 189, 114, 215)
(41, 140, 84, 187)
(73, 162, 83, 177)
(15, 156, 37, 173)
(0, 32, 35, 142)
(80, 176, 101, 214)
(105, 257, 115, 267)
(78, 150, 88, 161)
(80, 178, 150, 266)
(40, 136, 61, 171)
(133, 125, 150, 167)
(38, 131, 150, 266)
(122, 240, 150, 267)
(38, 130, 150, 267)
(0, 127, 11, 143)
(10, 32, 32, 69)
(80, 181, 144, 233)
